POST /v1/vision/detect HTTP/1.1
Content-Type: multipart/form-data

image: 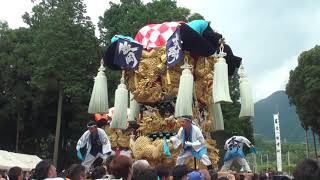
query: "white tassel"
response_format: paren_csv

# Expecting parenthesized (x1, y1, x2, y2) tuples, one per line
(175, 63, 194, 117)
(88, 59, 109, 114)
(213, 50, 232, 104)
(128, 92, 140, 122)
(239, 64, 254, 119)
(212, 103, 224, 131)
(111, 73, 128, 129)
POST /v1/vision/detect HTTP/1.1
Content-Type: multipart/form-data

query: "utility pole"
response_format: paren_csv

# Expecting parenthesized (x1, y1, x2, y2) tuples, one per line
(53, 88, 63, 167)
(266, 154, 269, 170)
(288, 151, 291, 175)
(312, 131, 318, 159)
(260, 154, 263, 166)
(254, 153, 257, 173)
(305, 129, 310, 158)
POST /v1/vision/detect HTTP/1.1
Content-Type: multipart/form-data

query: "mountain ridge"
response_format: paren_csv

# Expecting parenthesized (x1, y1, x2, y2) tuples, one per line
(253, 90, 306, 143)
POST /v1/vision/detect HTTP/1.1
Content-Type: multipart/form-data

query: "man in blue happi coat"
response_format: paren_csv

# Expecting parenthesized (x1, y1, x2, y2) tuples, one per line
(220, 134, 256, 172)
(169, 115, 213, 170)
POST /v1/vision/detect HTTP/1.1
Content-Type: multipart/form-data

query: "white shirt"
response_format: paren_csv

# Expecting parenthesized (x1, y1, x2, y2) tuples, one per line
(224, 135, 251, 150)
(76, 128, 112, 155)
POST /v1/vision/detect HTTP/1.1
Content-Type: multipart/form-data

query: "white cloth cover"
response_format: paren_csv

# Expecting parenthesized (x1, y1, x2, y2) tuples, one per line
(213, 57, 232, 104)
(212, 103, 224, 131)
(128, 92, 140, 121)
(239, 64, 254, 118)
(88, 63, 109, 114)
(174, 67, 194, 117)
(111, 82, 129, 129)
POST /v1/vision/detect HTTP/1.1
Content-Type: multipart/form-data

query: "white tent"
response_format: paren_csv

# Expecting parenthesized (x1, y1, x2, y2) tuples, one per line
(0, 150, 42, 171)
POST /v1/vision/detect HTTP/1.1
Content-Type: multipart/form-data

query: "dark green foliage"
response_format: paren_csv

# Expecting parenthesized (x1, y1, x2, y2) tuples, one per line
(98, 0, 190, 46)
(251, 138, 308, 173)
(187, 13, 205, 22)
(286, 45, 320, 135)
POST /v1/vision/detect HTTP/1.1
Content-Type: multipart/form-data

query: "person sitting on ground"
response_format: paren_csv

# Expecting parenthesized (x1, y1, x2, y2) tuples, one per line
(293, 158, 320, 180)
(155, 164, 170, 180)
(108, 155, 133, 180)
(8, 166, 23, 180)
(34, 160, 64, 180)
(172, 164, 190, 180)
(66, 164, 86, 180)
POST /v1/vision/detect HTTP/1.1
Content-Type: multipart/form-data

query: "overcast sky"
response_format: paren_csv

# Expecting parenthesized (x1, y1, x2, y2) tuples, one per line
(1, 0, 319, 101)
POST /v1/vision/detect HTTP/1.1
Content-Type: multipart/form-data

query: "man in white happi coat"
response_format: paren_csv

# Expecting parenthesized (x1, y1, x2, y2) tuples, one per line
(169, 115, 213, 170)
(220, 134, 256, 172)
(76, 121, 112, 172)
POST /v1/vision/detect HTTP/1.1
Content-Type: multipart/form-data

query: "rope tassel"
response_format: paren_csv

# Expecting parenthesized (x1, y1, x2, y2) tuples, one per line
(239, 64, 254, 119)
(88, 59, 109, 114)
(111, 71, 128, 129)
(175, 62, 194, 117)
(128, 92, 140, 122)
(213, 45, 232, 104)
(212, 103, 224, 131)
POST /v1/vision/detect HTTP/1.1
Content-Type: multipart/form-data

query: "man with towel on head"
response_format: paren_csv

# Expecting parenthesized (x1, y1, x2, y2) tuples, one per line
(76, 121, 112, 172)
(169, 115, 213, 170)
(220, 133, 256, 172)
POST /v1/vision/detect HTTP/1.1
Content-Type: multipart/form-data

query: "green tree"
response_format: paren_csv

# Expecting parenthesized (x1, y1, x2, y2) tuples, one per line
(23, 0, 100, 166)
(98, 0, 190, 46)
(0, 24, 34, 152)
(286, 46, 320, 135)
(187, 13, 205, 22)
(286, 45, 320, 158)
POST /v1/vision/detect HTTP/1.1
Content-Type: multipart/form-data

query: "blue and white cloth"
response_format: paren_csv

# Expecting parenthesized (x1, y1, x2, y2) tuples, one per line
(223, 136, 252, 161)
(170, 124, 212, 166)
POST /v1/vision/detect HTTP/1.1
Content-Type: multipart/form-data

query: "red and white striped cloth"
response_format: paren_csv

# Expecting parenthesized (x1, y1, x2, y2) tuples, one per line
(135, 21, 183, 49)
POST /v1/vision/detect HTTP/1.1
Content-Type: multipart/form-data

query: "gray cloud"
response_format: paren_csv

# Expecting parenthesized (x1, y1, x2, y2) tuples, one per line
(177, 0, 320, 99)
(2, 0, 319, 100)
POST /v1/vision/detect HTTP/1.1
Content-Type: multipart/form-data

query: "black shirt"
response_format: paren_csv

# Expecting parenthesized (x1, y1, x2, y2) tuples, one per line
(89, 133, 102, 156)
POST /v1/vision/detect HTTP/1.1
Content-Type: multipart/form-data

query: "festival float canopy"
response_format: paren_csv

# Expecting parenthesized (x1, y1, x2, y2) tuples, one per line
(87, 20, 254, 167)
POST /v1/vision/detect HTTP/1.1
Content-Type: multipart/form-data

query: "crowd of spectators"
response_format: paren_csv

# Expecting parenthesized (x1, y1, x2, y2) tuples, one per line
(0, 157, 319, 180)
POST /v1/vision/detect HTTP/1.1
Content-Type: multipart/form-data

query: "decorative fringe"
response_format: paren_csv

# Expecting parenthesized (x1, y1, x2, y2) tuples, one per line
(213, 45, 232, 104)
(128, 92, 140, 122)
(166, 70, 171, 85)
(239, 64, 254, 119)
(111, 72, 128, 129)
(174, 62, 194, 117)
(88, 59, 109, 114)
(211, 103, 224, 131)
(134, 72, 138, 88)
